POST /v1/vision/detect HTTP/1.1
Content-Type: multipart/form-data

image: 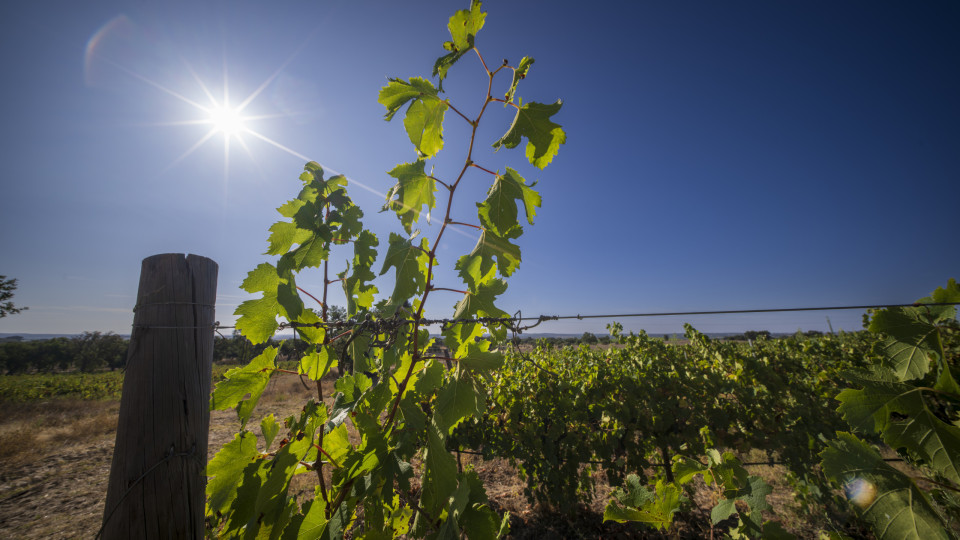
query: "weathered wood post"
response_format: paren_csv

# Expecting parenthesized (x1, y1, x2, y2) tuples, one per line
(101, 254, 218, 539)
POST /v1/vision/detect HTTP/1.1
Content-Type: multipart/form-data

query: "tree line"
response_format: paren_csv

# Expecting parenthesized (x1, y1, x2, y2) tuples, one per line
(0, 332, 317, 374)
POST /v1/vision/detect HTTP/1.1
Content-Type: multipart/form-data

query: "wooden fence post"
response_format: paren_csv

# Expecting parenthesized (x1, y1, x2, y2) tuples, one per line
(101, 254, 218, 539)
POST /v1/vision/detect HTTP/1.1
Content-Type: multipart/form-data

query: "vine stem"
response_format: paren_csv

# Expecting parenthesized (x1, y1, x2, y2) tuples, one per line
(315, 209, 331, 514)
(430, 287, 469, 295)
(314, 444, 342, 468)
(446, 220, 483, 231)
(489, 97, 521, 110)
(429, 175, 451, 190)
(447, 102, 472, 125)
(298, 286, 326, 309)
(382, 45, 497, 432)
(469, 162, 498, 176)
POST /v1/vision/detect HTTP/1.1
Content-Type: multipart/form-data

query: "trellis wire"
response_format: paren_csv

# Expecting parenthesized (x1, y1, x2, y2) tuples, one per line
(199, 301, 959, 334)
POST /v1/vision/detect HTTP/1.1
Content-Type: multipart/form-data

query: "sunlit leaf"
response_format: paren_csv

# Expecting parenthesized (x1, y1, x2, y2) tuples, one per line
(493, 100, 566, 169)
(384, 160, 437, 234)
(822, 432, 950, 540)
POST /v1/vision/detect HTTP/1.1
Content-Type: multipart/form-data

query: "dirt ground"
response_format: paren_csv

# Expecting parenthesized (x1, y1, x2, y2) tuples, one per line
(0, 371, 844, 539)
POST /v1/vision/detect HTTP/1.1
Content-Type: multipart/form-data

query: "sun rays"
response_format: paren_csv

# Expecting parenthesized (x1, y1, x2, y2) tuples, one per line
(83, 15, 386, 197)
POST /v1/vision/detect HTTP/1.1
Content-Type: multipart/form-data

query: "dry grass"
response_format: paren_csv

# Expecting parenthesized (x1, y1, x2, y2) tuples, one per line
(0, 400, 118, 465)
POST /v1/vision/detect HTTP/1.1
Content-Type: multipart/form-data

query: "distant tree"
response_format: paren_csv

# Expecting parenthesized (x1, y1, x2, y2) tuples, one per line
(0, 341, 31, 373)
(743, 330, 771, 341)
(580, 332, 598, 344)
(328, 305, 347, 322)
(0, 275, 27, 318)
(74, 331, 127, 372)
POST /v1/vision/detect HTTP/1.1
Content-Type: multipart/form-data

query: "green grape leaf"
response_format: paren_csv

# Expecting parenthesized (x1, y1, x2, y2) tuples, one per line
(241, 262, 282, 294)
(379, 233, 430, 315)
(422, 423, 459, 515)
(378, 77, 439, 120)
(458, 341, 504, 372)
(282, 496, 354, 540)
(477, 167, 541, 237)
(719, 476, 773, 535)
(349, 333, 374, 374)
(277, 198, 306, 219)
(330, 203, 364, 244)
(492, 100, 566, 170)
(404, 95, 448, 158)
(235, 296, 280, 345)
(458, 229, 522, 292)
(918, 278, 960, 322)
(612, 474, 655, 508)
(261, 414, 280, 450)
(266, 220, 312, 256)
(447, 0, 485, 54)
(206, 432, 258, 516)
(504, 57, 533, 104)
(935, 362, 960, 396)
(235, 263, 304, 344)
(322, 424, 352, 468)
(399, 395, 427, 433)
(284, 235, 331, 271)
(342, 230, 379, 316)
(435, 478, 472, 539)
(453, 278, 509, 320)
(603, 479, 683, 530)
(235, 263, 283, 344)
(739, 475, 773, 514)
(673, 456, 708, 484)
(458, 503, 503, 540)
(384, 160, 437, 234)
(838, 373, 960, 485)
(300, 345, 335, 381)
(408, 358, 443, 399)
(710, 498, 737, 524)
(869, 307, 942, 380)
(443, 321, 485, 359)
(292, 309, 324, 344)
(211, 347, 277, 424)
(246, 431, 318, 538)
(378, 77, 447, 157)
(822, 432, 950, 540)
(434, 370, 485, 435)
(325, 374, 373, 433)
(432, 0, 486, 86)
(455, 251, 497, 294)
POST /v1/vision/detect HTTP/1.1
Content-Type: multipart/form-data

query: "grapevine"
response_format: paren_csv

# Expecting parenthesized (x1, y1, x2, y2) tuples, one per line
(205, 2, 565, 537)
(822, 279, 960, 539)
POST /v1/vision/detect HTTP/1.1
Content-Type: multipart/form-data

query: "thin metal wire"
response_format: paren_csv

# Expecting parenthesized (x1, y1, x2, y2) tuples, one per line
(515, 301, 960, 323)
(132, 325, 219, 330)
(133, 302, 215, 312)
(210, 301, 958, 334)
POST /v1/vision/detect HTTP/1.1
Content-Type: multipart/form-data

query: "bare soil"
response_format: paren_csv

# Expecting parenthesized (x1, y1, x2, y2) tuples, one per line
(0, 372, 850, 539)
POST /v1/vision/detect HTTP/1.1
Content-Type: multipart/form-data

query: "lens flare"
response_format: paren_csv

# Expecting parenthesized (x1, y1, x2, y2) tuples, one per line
(843, 478, 877, 508)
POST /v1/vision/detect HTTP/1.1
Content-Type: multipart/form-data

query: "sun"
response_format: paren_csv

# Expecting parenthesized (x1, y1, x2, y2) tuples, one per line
(207, 104, 245, 137)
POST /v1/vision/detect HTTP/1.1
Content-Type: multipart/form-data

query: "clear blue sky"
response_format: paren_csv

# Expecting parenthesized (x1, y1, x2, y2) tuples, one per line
(1, 1, 957, 336)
